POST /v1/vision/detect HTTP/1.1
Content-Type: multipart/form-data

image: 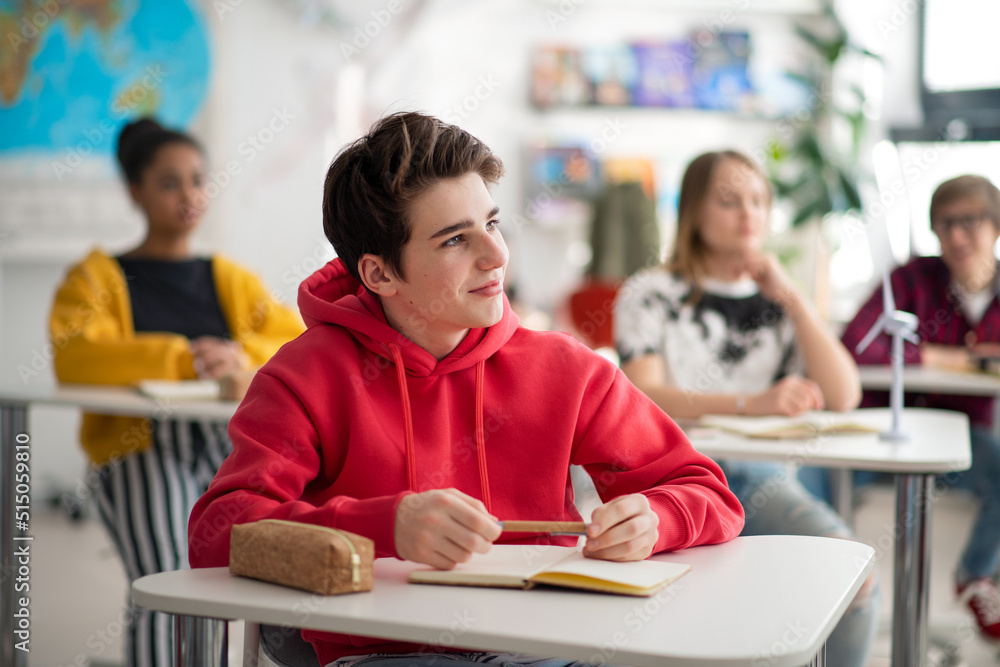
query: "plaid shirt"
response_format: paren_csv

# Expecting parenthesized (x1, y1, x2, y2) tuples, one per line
(841, 256, 1000, 428)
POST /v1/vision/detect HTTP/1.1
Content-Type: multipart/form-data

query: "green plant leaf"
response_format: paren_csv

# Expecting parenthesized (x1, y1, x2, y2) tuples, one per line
(772, 172, 811, 198)
(836, 167, 863, 210)
(794, 25, 834, 57)
(797, 132, 825, 163)
(785, 71, 820, 89)
(792, 198, 826, 227)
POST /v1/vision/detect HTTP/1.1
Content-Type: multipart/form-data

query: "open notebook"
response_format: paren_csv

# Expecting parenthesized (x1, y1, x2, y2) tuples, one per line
(700, 411, 880, 440)
(409, 544, 690, 597)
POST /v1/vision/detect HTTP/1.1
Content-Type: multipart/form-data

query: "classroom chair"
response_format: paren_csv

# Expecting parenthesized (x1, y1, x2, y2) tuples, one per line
(567, 280, 620, 350)
(248, 622, 321, 667)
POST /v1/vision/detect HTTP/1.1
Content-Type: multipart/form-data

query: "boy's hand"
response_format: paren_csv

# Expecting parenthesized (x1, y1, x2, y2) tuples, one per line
(583, 494, 659, 562)
(394, 489, 501, 570)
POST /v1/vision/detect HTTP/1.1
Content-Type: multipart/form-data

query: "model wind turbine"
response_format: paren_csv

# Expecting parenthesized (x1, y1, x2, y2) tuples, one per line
(855, 270, 920, 441)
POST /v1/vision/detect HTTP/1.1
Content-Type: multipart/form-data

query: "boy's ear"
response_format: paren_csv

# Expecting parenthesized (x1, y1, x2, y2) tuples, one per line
(358, 254, 398, 297)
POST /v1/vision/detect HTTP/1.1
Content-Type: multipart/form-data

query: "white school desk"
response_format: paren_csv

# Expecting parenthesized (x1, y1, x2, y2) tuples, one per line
(133, 535, 875, 667)
(0, 383, 240, 667)
(688, 407, 971, 667)
(857, 364, 1000, 396)
(0, 387, 955, 667)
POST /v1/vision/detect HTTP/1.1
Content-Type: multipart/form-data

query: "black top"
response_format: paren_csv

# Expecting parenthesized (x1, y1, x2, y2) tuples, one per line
(116, 256, 230, 340)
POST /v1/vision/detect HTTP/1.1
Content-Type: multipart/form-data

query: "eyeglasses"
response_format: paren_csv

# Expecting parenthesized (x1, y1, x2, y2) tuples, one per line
(931, 213, 993, 235)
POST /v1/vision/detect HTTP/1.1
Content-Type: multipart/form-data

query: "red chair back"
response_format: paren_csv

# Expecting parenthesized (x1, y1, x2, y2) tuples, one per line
(568, 281, 621, 349)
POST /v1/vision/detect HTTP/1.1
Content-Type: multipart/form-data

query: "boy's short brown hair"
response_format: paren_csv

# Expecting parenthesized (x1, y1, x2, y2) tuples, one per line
(322, 112, 505, 284)
(930, 175, 1000, 227)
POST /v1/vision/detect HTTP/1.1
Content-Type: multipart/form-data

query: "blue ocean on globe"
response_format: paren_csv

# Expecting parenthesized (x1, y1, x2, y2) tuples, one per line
(0, 0, 211, 156)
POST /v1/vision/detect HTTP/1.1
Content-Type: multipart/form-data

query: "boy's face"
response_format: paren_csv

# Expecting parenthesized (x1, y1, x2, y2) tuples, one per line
(386, 171, 508, 351)
(932, 194, 1000, 288)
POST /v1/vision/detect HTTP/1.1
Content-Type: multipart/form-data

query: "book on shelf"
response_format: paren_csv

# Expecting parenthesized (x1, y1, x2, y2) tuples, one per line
(690, 29, 755, 112)
(700, 412, 881, 440)
(581, 45, 638, 106)
(631, 40, 695, 108)
(136, 379, 221, 401)
(408, 544, 690, 597)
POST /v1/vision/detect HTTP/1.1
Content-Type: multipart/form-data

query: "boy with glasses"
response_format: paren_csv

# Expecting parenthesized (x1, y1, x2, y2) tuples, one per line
(840, 174, 1000, 640)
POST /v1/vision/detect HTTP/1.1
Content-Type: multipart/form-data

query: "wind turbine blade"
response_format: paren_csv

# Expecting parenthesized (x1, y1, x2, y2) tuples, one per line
(882, 268, 896, 313)
(902, 330, 921, 345)
(855, 313, 890, 354)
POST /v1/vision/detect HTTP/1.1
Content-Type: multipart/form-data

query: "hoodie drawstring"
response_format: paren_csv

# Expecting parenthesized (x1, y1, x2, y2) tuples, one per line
(389, 344, 418, 492)
(475, 360, 492, 514)
(387, 345, 492, 514)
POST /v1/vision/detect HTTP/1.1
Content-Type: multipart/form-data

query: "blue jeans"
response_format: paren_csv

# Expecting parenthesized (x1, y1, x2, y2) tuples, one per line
(798, 428, 1000, 582)
(722, 460, 879, 667)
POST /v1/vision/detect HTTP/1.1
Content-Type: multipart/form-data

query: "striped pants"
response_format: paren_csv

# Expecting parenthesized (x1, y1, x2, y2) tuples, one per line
(94, 418, 232, 667)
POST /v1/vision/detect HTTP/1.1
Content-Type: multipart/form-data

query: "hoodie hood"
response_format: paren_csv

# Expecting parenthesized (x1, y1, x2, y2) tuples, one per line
(298, 257, 519, 377)
(299, 257, 519, 512)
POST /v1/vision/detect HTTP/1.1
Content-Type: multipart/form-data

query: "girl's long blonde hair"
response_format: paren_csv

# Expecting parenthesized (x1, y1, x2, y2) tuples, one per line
(667, 150, 771, 302)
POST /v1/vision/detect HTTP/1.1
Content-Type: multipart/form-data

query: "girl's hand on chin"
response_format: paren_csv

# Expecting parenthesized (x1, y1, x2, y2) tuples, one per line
(742, 252, 797, 305)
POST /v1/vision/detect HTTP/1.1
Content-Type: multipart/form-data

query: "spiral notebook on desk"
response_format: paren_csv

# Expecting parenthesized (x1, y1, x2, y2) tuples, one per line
(408, 544, 690, 597)
(700, 412, 880, 440)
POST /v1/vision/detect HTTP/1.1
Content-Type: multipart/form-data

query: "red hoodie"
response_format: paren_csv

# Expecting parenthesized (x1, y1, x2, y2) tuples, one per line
(188, 258, 743, 664)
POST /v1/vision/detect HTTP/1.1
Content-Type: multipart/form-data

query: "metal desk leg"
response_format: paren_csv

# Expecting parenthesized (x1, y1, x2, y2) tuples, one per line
(806, 642, 826, 666)
(174, 614, 228, 666)
(891, 473, 934, 667)
(831, 468, 854, 528)
(1, 401, 29, 667)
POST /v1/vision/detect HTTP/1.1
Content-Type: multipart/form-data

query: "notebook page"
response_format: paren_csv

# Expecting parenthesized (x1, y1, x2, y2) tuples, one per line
(409, 544, 577, 587)
(538, 551, 690, 590)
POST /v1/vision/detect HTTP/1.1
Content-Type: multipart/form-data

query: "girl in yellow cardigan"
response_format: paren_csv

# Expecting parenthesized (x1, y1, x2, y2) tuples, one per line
(49, 118, 304, 667)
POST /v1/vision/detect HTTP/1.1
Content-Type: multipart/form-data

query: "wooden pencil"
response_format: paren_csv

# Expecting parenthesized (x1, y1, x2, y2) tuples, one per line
(498, 520, 588, 535)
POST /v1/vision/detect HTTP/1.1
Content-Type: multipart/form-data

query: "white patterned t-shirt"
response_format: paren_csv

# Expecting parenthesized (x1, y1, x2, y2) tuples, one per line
(614, 269, 801, 395)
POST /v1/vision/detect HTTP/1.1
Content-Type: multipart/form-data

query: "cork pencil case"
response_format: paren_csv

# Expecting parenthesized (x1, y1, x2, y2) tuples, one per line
(229, 519, 375, 595)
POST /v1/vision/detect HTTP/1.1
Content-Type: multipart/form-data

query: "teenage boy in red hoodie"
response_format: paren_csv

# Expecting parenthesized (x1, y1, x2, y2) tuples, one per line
(188, 112, 744, 666)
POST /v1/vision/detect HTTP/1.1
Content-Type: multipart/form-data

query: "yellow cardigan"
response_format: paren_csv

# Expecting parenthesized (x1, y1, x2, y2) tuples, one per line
(50, 249, 305, 465)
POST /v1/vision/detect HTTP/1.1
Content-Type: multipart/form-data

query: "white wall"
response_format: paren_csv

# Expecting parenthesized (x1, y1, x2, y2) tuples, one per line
(359, 0, 827, 310)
